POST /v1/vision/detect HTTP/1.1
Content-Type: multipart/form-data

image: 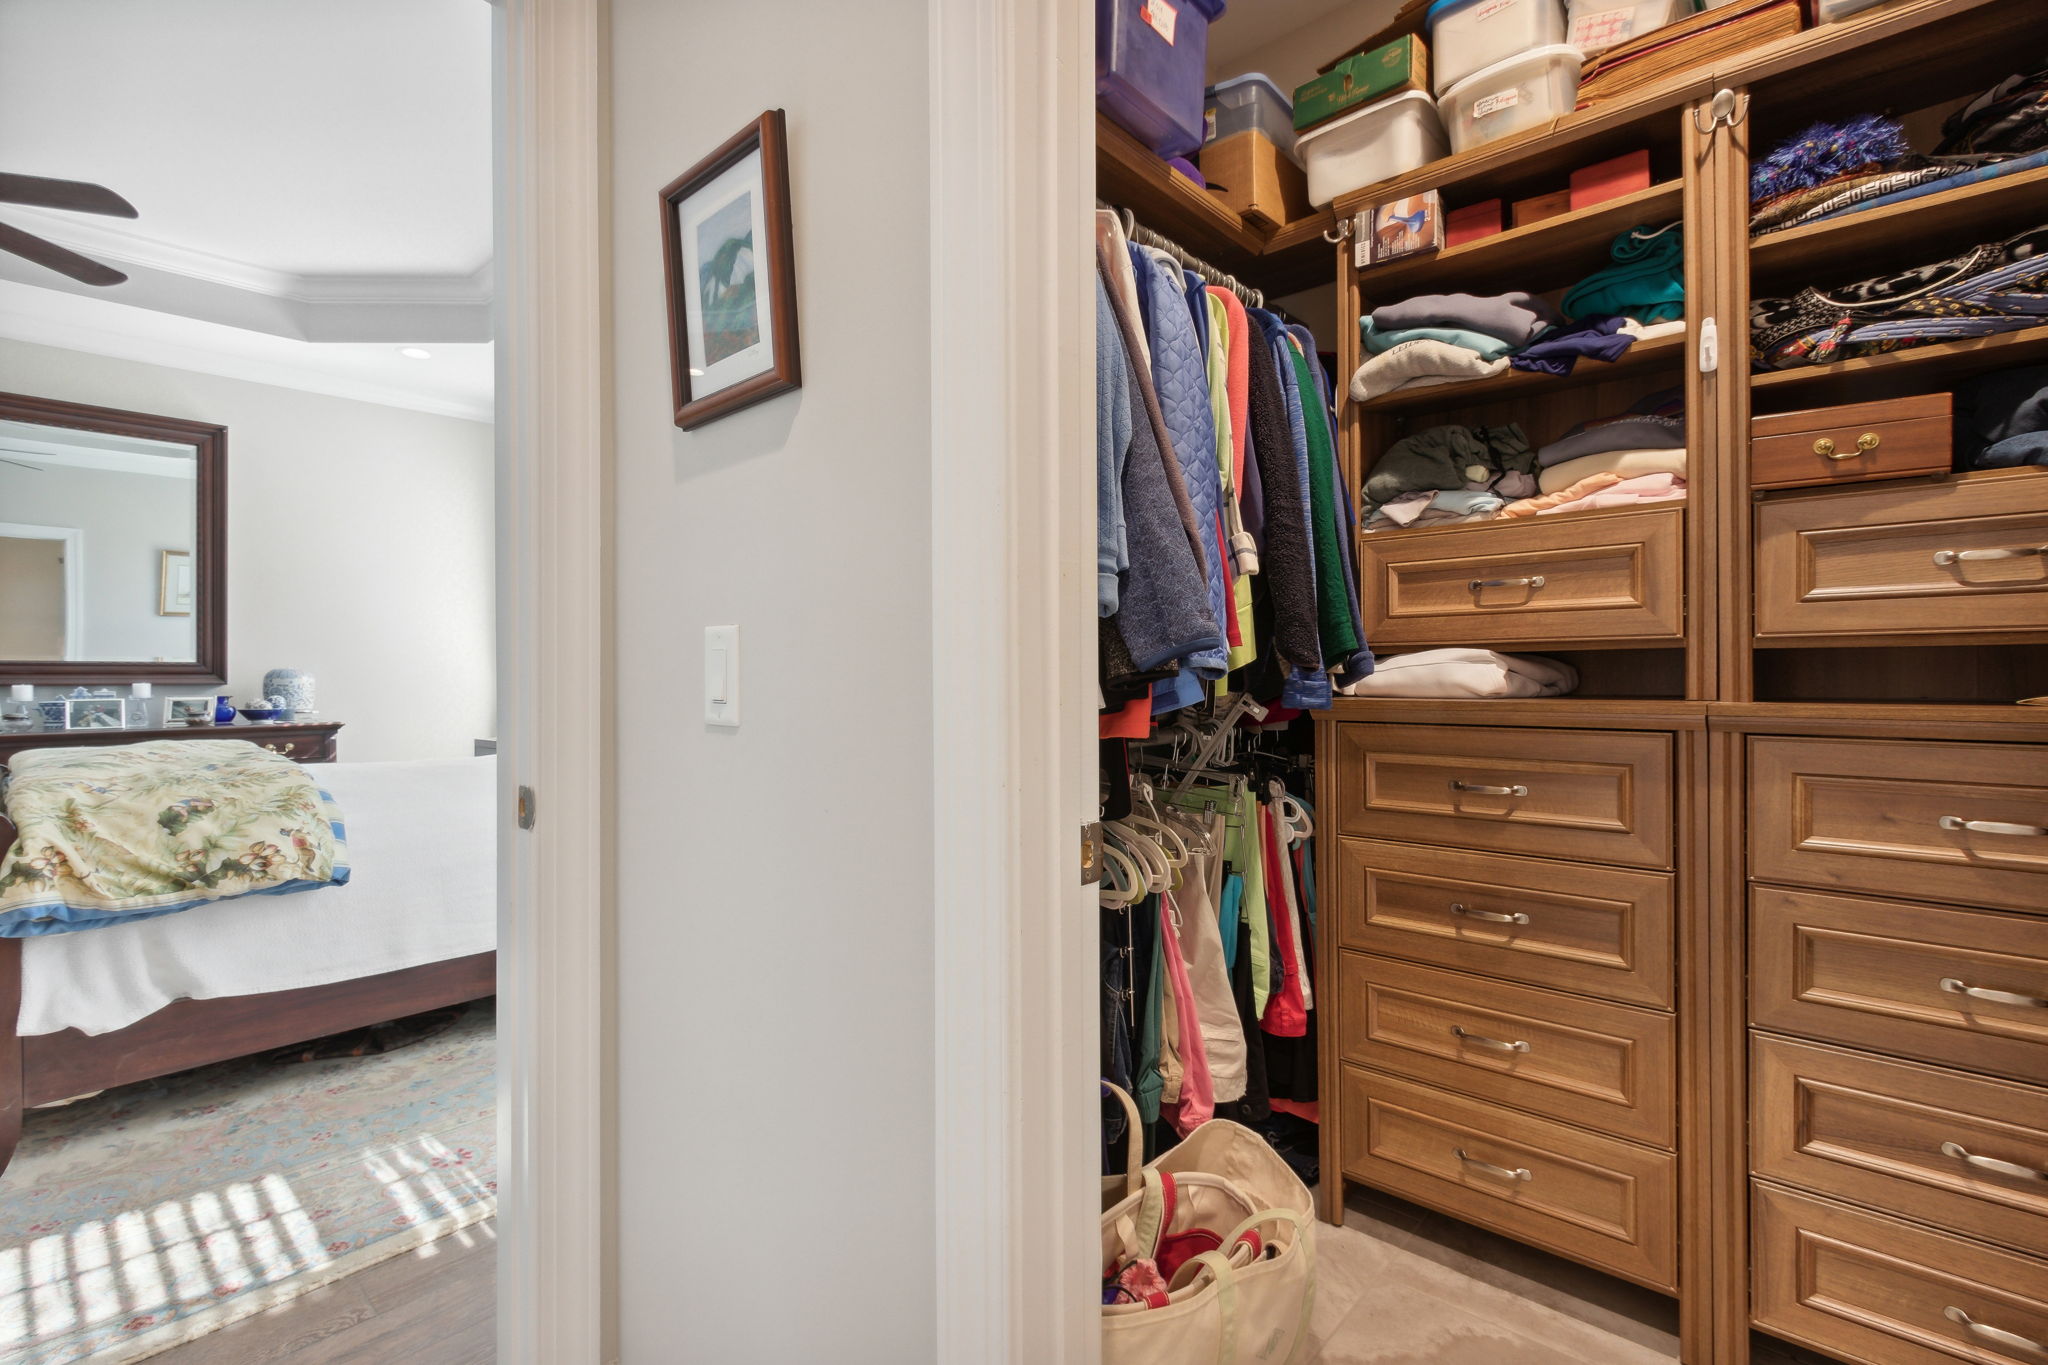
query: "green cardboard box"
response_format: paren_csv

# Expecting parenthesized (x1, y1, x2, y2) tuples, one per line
(1292, 35, 1429, 132)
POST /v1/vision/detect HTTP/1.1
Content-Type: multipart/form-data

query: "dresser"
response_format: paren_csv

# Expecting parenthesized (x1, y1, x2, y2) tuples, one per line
(0, 721, 344, 769)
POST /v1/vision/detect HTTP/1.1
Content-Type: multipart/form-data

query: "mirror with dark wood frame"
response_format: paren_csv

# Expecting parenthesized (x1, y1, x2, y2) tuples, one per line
(0, 391, 226, 686)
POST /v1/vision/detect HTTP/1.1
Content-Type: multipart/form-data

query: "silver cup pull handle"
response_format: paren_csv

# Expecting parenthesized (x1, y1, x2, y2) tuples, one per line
(1452, 1025, 1531, 1053)
(1940, 978, 2048, 1010)
(1939, 814, 2048, 838)
(1449, 780, 1530, 797)
(1940, 1141, 2048, 1183)
(1451, 903, 1531, 926)
(1932, 544, 2048, 566)
(1944, 1306, 2047, 1355)
(1454, 1148, 1532, 1182)
(1468, 575, 1546, 592)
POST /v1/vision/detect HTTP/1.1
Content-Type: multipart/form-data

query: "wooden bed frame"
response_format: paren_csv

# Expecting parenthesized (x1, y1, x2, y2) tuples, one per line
(0, 813, 498, 1180)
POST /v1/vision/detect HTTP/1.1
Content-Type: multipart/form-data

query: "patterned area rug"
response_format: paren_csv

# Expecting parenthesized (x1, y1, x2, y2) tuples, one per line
(0, 1001, 495, 1364)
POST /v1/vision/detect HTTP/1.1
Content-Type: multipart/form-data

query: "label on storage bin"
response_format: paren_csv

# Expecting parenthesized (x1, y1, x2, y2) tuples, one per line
(1141, 0, 1178, 43)
(1473, 0, 1517, 20)
(1569, 7, 1638, 51)
(1472, 87, 1521, 118)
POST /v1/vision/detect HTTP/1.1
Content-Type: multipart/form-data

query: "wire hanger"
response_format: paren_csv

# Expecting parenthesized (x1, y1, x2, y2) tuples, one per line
(1098, 199, 1266, 310)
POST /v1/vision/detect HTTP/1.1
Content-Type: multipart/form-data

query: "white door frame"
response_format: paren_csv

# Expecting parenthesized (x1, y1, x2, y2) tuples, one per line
(0, 522, 84, 660)
(928, 0, 1099, 1360)
(492, 1, 614, 1361)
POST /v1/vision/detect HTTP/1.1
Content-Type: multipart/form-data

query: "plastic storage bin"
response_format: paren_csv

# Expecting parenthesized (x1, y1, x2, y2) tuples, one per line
(1437, 44, 1581, 154)
(1205, 74, 1298, 160)
(1097, 0, 1230, 158)
(1427, 0, 1567, 95)
(1295, 90, 1450, 207)
(1566, 0, 1693, 57)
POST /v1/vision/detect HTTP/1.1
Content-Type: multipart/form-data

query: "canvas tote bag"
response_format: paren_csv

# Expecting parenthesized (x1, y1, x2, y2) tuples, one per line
(1100, 1084, 1317, 1365)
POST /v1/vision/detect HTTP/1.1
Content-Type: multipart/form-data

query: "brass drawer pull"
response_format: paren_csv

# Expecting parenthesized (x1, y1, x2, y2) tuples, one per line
(1468, 574, 1545, 592)
(1939, 815, 2048, 838)
(1939, 1141, 2047, 1182)
(1451, 1025, 1530, 1053)
(1451, 903, 1531, 926)
(262, 741, 298, 755)
(1940, 977, 2048, 1009)
(1932, 543, 2048, 567)
(1454, 1148, 1532, 1182)
(1813, 432, 1881, 459)
(1943, 1307, 2046, 1355)
(1450, 780, 1529, 797)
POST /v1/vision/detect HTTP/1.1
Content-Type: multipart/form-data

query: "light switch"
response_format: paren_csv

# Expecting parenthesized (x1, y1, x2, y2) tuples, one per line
(704, 625, 739, 726)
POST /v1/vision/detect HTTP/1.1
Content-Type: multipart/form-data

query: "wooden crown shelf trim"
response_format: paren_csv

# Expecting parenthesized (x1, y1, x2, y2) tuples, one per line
(1750, 324, 2048, 399)
(1749, 163, 2048, 285)
(1354, 328, 1686, 415)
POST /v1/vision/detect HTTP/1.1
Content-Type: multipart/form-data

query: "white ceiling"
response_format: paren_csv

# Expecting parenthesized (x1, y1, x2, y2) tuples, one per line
(0, 0, 493, 416)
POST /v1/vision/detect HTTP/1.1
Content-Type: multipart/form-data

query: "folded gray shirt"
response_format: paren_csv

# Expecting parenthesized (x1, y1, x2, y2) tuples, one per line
(1536, 414, 1687, 467)
(1367, 291, 1563, 347)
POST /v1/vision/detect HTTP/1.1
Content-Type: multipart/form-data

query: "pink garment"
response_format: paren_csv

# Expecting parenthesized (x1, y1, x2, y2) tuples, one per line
(1159, 891, 1214, 1135)
(1500, 472, 1685, 518)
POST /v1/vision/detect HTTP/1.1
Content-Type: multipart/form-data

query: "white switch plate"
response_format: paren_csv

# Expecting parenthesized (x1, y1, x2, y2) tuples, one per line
(704, 624, 739, 726)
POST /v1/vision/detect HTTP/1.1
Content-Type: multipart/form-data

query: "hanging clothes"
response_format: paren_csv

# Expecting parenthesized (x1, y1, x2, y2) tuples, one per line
(1171, 809, 1247, 1105)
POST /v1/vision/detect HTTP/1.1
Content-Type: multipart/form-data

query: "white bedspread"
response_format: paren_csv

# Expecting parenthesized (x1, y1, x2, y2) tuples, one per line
(18, 755, 497, 1037)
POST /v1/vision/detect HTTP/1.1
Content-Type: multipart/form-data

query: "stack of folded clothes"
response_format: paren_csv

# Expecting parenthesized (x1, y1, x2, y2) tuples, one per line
(1360, 422, 1535, 530)
(1500, 391, 1688, 518)
(1751, 223, 2048, 371)
(1336, 648, 1578, 699)
(1954, 364, 2048, 470)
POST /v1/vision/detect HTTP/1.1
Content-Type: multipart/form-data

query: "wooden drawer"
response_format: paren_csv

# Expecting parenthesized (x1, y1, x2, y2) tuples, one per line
(1753, 1183, 2048, 1365)
(1332, 723, 1673, 870)
(1335, 838, 1674, 1008)
(1338, 953, 1674, 1145)
(1755, 467, 2048, 642)
(1751, 392, 1952, 491)
(1340, 1066, 1677, 1290)
(1358, 504, 1684, 649)
(1753, 1035, 2048, 1255)
(1750, 887, 2048, 1084)
(1749, 736, 2048, 915)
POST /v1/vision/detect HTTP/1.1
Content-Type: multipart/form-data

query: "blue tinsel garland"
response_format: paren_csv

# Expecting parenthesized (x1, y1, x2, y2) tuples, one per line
(1750, 115, 1910, 205)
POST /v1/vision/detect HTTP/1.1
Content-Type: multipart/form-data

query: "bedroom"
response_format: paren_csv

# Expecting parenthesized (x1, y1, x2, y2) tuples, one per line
(0, 3, 501, 1361)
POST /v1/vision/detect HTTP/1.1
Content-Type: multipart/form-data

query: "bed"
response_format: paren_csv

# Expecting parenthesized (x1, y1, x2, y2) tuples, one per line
(0, 751, 498, 1180)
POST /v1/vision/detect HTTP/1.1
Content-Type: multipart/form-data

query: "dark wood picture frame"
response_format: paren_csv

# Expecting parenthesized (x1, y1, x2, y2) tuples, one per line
(0, 390, 227, 687)
(659, 109, 802, 429)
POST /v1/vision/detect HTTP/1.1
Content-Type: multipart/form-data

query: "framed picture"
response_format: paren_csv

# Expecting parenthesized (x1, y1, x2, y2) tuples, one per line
(659, 109, 801, 430)
(165, 695, 215, 727)
(63, 697, 126, 731)
(159, 549, 194, 616)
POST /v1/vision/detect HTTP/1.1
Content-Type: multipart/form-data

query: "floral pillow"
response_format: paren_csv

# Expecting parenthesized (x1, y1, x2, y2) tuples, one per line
(0, 739, 349, 936)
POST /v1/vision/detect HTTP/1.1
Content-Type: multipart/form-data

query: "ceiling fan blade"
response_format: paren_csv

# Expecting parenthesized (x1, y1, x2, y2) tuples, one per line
(0, 173, 137, 218)
(0, 220, 127, 286)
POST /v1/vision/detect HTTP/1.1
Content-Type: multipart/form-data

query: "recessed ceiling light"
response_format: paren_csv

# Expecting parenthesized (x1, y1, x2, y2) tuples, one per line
(398, 346, 433, 360)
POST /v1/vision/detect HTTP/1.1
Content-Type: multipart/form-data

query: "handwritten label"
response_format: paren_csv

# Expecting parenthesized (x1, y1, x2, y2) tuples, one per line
(1569, 6, 1638, 52)
(1472, 0, 1517, 20)
(1471, 87, 1521, 118)
(1141, 0, 1178, 44)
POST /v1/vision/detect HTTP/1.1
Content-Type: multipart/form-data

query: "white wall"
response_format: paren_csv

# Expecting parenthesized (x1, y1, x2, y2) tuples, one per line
(0, 338, 494, 760)
(1206, 0, 1406, 99)
(608, 1, 935, 1359)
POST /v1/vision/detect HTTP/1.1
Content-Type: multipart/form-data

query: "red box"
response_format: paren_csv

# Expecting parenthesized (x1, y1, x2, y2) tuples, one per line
(1445, 199, 1503, 248)
(1569, 150, 1652, 210)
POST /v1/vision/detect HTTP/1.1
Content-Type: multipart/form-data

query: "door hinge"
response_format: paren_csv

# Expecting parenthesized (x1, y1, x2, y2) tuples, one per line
(1081, 821, 1103, 886)
(517, 784, 537, 831)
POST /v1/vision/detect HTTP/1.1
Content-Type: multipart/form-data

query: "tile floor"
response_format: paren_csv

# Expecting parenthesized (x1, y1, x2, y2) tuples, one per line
(1306, 1187, 1833, 1365)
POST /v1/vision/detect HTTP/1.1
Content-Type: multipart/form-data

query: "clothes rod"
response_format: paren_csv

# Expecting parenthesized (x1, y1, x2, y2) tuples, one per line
(1097, 200, 1266, 311)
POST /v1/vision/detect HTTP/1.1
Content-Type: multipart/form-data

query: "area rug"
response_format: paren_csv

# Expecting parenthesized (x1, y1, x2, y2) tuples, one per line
(0, 1001, 495, 1364)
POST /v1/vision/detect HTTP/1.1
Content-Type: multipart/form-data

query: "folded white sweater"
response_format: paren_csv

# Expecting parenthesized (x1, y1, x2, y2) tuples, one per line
(1336, 648, 1579, 699)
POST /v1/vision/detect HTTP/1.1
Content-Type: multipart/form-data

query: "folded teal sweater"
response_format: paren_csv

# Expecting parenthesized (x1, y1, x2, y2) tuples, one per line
(1359, 317, 1517, 361)
(1561, 224, 1685, 324)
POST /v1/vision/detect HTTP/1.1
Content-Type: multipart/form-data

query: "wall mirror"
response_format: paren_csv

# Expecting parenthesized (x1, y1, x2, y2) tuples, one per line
(0, 392, 226, 686)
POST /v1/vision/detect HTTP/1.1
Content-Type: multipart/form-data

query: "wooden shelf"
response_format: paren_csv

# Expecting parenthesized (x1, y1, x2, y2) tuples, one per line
(1358, 182, 1684, 304)
(1095, 114, 1337, 298)
(1750, 163, 2048, 289)
(1355, 328, 1687, 415)
(1751, 325, 2048, 407)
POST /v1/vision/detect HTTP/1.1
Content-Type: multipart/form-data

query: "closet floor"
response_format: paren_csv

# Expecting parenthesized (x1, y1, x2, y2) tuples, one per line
(1308, 1190, 1826, 1365)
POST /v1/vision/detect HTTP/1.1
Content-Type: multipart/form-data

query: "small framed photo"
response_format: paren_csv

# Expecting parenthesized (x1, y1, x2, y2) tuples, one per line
(165, 695, 215, 727)
(64, 697, 127, 731)
(159, 549, 194, 616)
(659, 109, 802, 430)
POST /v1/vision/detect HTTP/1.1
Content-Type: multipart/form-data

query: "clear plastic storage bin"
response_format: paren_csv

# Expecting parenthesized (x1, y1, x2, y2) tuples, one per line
(1427, 0, 1567, 95)
(1566, 0, 1693, 57)
(1205, 74, 1298, 161)
(1294, 90, 1450, 207)
(1437, 44, 1582, 154)
(1096, 0, 1230, 158)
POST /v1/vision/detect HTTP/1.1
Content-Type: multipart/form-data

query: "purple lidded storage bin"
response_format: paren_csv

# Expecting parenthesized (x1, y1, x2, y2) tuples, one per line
(1097, 0, 1229, 158)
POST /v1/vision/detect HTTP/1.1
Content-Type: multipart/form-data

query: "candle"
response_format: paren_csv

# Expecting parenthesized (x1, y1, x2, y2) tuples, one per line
(9, 685, 32, 702)
(131, 682, 152, 698)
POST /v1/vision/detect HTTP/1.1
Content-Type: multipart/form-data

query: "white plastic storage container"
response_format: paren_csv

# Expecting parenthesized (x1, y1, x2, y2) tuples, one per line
(1566, 0, 1692, 57)
(1436, 44, 1581, 154)
(1427, 0, 1567, 95)
(1295, 90, 1450, 207)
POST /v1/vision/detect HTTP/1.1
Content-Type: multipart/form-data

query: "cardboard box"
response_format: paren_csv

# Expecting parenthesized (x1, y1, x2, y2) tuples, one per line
(1512, 190, 1573, 228)
(1293, 35, 1429, 132)
(1445, 199, 1504, 248)
(1570, 150, 1652, 209)
(1368, 191, 1444, 266)
(1198, 130, 1312, 230)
